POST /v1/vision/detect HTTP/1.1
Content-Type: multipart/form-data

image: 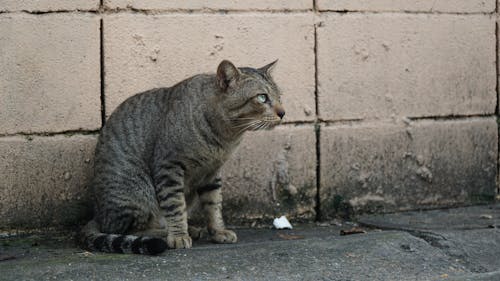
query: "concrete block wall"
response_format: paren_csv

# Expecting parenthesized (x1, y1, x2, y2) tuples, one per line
(0, 0, 498, 229)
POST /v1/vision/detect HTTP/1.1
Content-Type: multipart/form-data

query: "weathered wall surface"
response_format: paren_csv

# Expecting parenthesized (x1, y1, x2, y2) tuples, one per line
(0, 0, 498, 229)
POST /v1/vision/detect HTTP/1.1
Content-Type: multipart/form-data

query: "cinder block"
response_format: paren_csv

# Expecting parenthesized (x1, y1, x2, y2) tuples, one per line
(0, 0, 99, 12)
(317, 14, 496, 121)
(319, 118, 498, 219)
(0, 14, 101, 134)
(104, 0, 312, 10)
(220, 125, 317, 223)
(104, 14, 315, 122)
(0, 135, 96, 229)
(316, 0, 495, 13)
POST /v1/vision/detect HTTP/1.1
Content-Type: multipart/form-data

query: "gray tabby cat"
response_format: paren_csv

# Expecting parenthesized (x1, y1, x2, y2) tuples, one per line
(80, 60, 285, 255)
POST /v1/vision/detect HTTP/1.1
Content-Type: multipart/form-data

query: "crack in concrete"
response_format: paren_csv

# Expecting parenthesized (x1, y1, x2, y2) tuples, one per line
(407, 230, 491, 274)
(407, 230, 449, 249)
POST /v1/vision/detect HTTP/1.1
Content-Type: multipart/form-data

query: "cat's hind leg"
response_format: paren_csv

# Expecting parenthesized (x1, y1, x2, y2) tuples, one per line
(131, 215, 169, 238)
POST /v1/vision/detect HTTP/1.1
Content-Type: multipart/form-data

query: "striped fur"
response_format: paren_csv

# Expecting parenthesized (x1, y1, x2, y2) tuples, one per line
(80, 60, 283, 254)
(80, 220, 167, 255)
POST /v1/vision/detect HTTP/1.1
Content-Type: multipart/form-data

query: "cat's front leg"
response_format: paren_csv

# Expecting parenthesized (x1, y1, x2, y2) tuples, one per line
(154, 162, 192, 249)
(198, 177, 237, 244)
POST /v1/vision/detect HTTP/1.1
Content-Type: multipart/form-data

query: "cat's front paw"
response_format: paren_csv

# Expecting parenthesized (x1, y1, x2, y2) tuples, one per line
(188, 226, 207, 241)
(167, 234, 192, 249)
(210, 229, 237, 244)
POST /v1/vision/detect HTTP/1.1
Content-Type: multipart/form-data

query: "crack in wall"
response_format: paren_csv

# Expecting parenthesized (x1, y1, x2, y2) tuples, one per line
(0, 8, 494, 16)
(100, 18, 106, 127)
(0, 9, 314, 15)
(317, 10, 495, 15)
(0, 10, 100, 15)
(407, 114, 495, 121)
(313, 19, 322, 221)
(318, 115, 495, 126)
(0, 130, 100, 138)
(496, 19, 500, 198)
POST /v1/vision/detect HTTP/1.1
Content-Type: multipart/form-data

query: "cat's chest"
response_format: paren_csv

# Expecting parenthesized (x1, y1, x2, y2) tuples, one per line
(185, 149, 229, 186)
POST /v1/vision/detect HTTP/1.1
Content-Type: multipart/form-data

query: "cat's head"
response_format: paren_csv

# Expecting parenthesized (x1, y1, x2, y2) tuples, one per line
(216, 60, 285, 133)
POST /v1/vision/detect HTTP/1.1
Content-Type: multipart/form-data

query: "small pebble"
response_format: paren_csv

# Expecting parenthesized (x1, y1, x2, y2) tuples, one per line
(63, 172, 72, 181)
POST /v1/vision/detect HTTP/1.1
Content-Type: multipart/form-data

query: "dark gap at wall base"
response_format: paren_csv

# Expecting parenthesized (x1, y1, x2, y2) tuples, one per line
(315, 123, 322, 221)
(100, 18, 106, 127)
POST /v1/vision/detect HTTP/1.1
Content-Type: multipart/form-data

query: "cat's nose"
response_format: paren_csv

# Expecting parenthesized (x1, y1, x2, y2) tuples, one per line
(275, 106, 285, 120)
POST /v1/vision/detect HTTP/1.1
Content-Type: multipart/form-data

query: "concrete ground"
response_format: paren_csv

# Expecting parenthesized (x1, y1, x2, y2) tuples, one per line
(1, 204, 499, 281)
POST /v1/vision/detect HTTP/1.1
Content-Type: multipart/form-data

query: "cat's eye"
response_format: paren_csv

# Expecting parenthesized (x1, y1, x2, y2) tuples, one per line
(256, 94, 268, 103)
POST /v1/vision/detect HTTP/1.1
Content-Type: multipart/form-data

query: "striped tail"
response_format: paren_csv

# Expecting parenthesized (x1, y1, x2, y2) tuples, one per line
(79, 220, 167, 255)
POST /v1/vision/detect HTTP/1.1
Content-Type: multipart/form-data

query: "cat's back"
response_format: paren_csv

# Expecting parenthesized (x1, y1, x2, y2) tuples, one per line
(96, 88, 168, 161)
(106, 88, 166, 126)
(96, 74, 216, 161)
(106, 74, 213, 127)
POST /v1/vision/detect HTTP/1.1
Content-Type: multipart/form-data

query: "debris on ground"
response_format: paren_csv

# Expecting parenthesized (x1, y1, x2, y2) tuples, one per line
(340, 227, 367, 236)
(479, 214, 493, 219)
(273, 216, 293, 229)
(277, 233, 305, 240)
(0, 255, 16, 262)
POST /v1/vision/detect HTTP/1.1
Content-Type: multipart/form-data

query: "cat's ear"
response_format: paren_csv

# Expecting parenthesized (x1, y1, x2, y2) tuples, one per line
(217, 60, 240, 91)
(259, 59, 278, 76)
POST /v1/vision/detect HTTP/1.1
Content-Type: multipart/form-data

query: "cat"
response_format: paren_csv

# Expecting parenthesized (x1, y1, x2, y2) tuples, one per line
(79, 60, 285, 255)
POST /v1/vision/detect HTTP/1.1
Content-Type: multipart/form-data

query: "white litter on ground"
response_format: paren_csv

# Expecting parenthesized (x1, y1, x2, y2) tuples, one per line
(273, 216, 293, 229)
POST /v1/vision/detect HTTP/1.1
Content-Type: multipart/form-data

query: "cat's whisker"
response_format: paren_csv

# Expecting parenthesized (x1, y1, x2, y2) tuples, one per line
(255, 122, 267, 131)
(235, 120, 260, 134)
(230, 117, 258, 121)
(233, 120, 260, 129)
(232, 122, 256, 128)
(263, 121, 277, 131)
(230, 118, 259, 124)
(251, 121, 264, 131)
(249, 121, 265, 132)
